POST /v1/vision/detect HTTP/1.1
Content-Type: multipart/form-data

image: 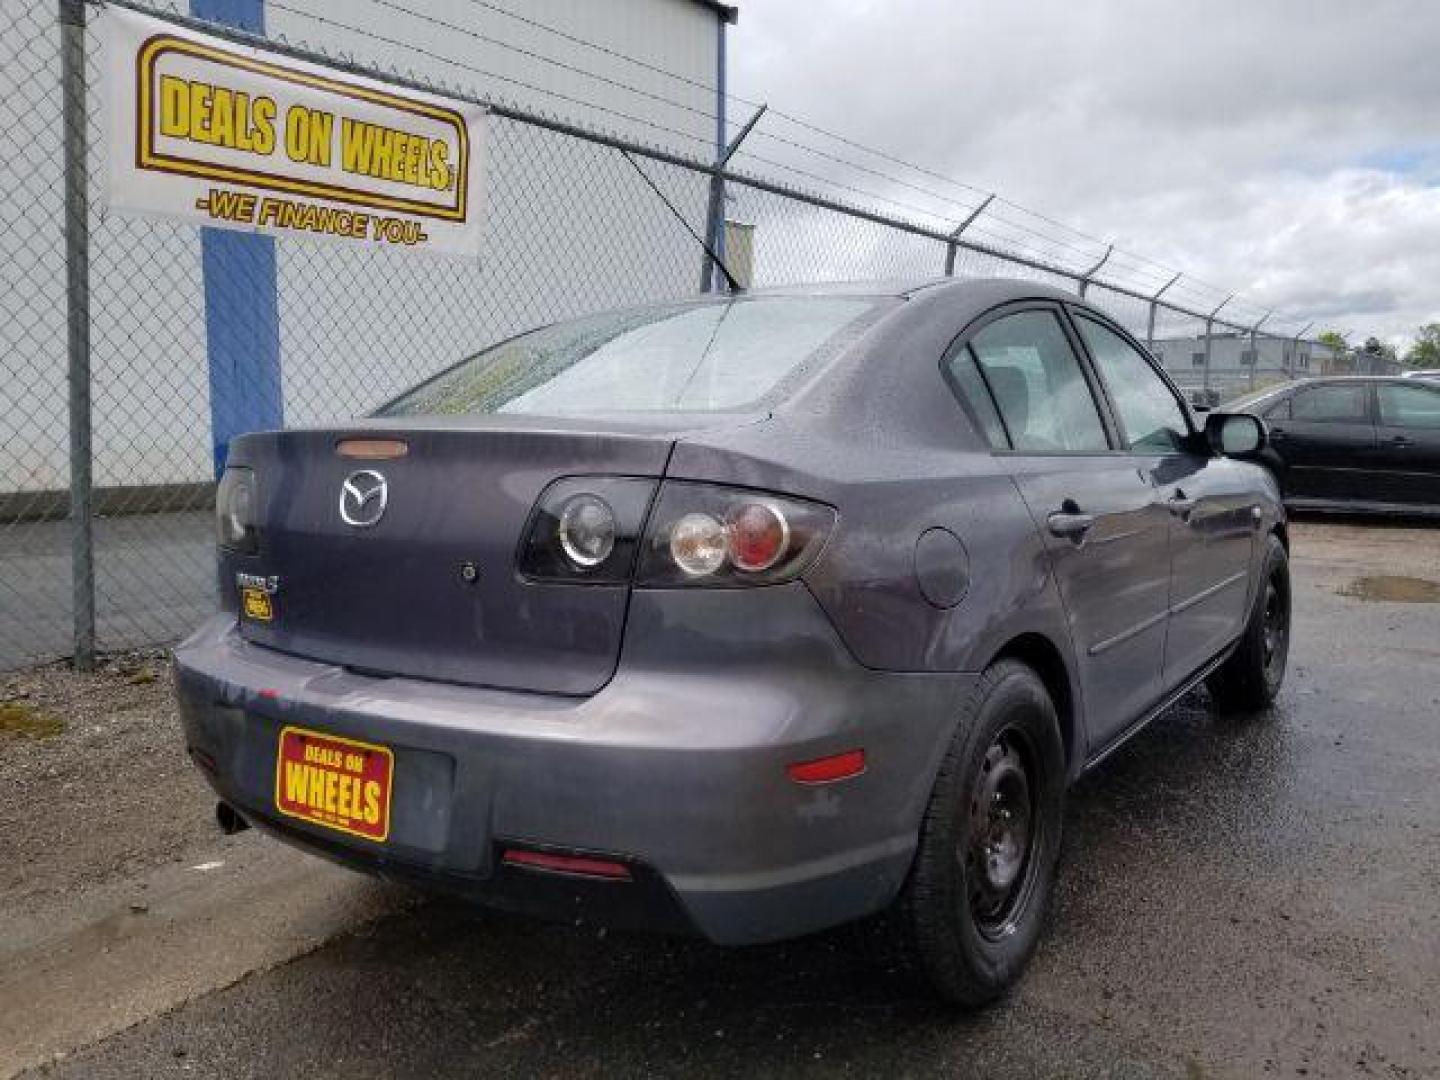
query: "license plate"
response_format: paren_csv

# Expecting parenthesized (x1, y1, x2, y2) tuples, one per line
(274, 726, 393, 843)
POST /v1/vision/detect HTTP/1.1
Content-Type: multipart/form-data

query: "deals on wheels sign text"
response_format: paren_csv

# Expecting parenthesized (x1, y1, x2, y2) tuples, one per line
(104, 7, 487, 257)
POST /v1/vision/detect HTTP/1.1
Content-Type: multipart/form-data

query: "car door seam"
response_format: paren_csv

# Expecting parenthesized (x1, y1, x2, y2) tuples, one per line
(1086, 608, 1169, 658)
(1168, 570, 1248, 616)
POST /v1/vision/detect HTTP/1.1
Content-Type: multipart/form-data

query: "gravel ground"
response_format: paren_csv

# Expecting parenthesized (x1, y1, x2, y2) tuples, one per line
(0, 651, 213, 919)
(3, 520, 1438, 1079)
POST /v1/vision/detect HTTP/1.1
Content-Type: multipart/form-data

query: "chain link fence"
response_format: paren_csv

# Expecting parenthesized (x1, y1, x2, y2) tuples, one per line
(2, 0, 1339, 671)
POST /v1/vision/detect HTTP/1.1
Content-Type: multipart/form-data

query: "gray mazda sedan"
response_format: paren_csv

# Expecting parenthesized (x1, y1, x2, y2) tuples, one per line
(175, 277, 1291, 1005)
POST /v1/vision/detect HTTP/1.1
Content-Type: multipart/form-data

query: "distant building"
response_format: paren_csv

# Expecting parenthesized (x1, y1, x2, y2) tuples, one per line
(1148, 332, 1338, 379)
(1148, 332, 1342, 405)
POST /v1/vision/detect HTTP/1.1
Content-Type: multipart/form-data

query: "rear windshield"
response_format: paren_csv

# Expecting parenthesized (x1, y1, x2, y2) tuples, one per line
(378, 296, 889, 417)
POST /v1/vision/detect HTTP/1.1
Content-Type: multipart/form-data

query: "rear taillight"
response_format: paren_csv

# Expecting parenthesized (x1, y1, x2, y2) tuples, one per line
(518, 478, 835, 587)
(637, 482, 835, 587)
(215, 466, 258, 554)
(518, 477, 655, 583)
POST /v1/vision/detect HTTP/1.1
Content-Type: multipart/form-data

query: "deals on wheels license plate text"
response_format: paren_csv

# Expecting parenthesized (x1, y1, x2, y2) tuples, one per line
(275, 726, 393, 842)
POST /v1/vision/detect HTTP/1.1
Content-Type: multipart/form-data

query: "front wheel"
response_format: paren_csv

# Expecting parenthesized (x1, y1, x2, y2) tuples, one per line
(893, 659, 1065, 1007)
(1207, 533, 1291, 712)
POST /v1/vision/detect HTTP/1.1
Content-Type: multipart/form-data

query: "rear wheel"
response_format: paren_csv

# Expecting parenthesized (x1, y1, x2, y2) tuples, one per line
(893, 660, 1065, 1007)
(1207, 534, 1290, 712)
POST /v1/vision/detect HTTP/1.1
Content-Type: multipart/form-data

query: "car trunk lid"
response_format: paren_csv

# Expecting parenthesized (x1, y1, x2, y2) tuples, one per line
(226, 415, 738, 694)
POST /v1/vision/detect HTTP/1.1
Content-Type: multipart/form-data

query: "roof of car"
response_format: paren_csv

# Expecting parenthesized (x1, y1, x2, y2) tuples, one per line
(1233, 375, 1438, 411)
(737, 276, 1079, 302)
(1280, 375, 1420, 385)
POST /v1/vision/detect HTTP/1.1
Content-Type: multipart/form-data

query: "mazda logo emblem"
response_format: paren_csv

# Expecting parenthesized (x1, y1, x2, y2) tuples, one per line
(339, 469, 388, 528)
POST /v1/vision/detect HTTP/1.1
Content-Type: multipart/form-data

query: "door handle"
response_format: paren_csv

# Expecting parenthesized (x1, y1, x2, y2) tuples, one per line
(1389, 435, 1412, 448)
(1047, 510, 1095, 541)
(1167, 491, 1197, 520)
(1269, 427, 1287, 440)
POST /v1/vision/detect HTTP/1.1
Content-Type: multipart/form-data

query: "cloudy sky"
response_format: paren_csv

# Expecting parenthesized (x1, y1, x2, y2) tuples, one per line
(728, 0, 1440, 348)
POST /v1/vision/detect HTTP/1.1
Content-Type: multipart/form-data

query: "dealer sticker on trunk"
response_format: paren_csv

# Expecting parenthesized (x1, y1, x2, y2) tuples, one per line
(275, 726, 393, 842)
(236, 572, 279, 622)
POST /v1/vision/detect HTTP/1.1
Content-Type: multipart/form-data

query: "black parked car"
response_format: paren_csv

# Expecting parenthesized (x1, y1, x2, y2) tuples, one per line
(1232, 376, 1440, 515)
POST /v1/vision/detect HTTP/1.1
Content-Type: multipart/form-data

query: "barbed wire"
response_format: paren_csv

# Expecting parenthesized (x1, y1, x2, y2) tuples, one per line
(316, 0, 1277, 312)
(96, 0, 1316, 335)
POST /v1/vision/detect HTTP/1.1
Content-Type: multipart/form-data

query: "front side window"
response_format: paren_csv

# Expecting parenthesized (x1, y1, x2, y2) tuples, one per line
(1076, 315, 1191, 453)
(966, 311, 1110, 453)
(1377, 383, 1440, 429)
(379, 296, 889, 417)
(1291, 384, 1369, 423)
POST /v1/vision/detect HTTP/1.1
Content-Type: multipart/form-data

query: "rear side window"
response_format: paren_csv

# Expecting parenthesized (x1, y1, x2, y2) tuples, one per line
(379, 296, 889, 416)
(965, 311, 1110, 453)
(1377, 383, 1440, 428)
(1075, 315, 1190, 453)
(1291, 384, 1369, 423)
(945, 349, 1010, 448)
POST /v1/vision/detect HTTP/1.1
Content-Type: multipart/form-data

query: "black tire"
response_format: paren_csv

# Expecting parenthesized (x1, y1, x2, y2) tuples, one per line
(1207, 533, 1291, 713)
(893, 659, 1065, 1008)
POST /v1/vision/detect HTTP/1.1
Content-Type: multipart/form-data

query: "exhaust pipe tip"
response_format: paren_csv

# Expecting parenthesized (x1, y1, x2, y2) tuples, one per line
(216, 801, 251, 835)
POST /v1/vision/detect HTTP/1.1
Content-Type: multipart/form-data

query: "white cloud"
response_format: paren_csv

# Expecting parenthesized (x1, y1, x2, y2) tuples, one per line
(729, 0, 1440, 346)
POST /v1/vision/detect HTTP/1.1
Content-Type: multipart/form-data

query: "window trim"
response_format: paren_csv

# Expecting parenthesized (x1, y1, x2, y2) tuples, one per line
(939, 300, 1126, 458)
(1063, 304, 1200, 457)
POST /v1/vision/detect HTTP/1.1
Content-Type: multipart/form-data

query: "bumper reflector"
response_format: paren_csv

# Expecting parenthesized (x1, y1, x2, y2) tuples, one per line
(188, 746, 218, 777)
(502, 848, 633, 881)
(787, 749, 866, 785)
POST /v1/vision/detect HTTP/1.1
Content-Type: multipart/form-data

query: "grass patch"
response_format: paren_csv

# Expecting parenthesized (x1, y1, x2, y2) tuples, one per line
(1339, 575, 1440, 604)
(0, 701, 65, 739)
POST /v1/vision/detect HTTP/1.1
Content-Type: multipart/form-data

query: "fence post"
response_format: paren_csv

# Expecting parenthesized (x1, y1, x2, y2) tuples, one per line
(1289, 321, 1313, 379)
(1202, 294, 1233, 402)
(60, 0, 95, 672)
(1077, 243, 1113, 299)
(1145, 272, 1181, 352)
(1248, 312, 1271, 391)
(699, 104, 765, 292)
(944, 193, 994, 277)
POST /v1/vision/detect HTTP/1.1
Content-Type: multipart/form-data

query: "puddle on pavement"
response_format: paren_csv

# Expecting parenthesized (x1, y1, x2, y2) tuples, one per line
(1338, 575, 1440, 603)
(0, 701, 65, 738)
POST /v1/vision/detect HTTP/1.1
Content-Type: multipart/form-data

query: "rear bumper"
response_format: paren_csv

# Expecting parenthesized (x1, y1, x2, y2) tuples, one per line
(174, 593, 972, 945)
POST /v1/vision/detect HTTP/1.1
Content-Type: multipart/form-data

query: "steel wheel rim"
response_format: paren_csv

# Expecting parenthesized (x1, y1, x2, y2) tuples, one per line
(962, 728, 1037, 940)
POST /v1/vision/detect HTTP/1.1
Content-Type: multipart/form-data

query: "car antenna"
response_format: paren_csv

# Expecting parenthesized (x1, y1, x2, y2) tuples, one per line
(619, 149, 744, 295)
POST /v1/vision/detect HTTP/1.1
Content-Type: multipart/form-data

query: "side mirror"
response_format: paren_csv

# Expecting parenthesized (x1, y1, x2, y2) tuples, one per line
(1205, 412, 1267, 458)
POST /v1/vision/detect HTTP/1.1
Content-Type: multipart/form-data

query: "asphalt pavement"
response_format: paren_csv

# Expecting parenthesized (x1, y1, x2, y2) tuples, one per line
(0, 512, 215, 672)
(2, 520, 1437, 1079)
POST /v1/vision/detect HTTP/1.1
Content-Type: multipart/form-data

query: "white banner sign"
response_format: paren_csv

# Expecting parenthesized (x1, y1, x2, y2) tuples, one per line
(104, 8, 487, 257)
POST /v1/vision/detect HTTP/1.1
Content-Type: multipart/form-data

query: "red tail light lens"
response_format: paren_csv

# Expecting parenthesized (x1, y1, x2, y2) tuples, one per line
(637, 482, 835, 587)
(727, 501, 790, 572)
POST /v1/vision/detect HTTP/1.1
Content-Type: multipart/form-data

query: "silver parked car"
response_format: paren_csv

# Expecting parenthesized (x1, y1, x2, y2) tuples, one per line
(175, 278, 1291, 1005)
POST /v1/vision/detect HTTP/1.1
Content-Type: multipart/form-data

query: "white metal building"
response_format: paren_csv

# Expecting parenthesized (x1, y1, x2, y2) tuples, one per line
(1148, 332, 1334, 378)
(1, 0, 737, 499)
